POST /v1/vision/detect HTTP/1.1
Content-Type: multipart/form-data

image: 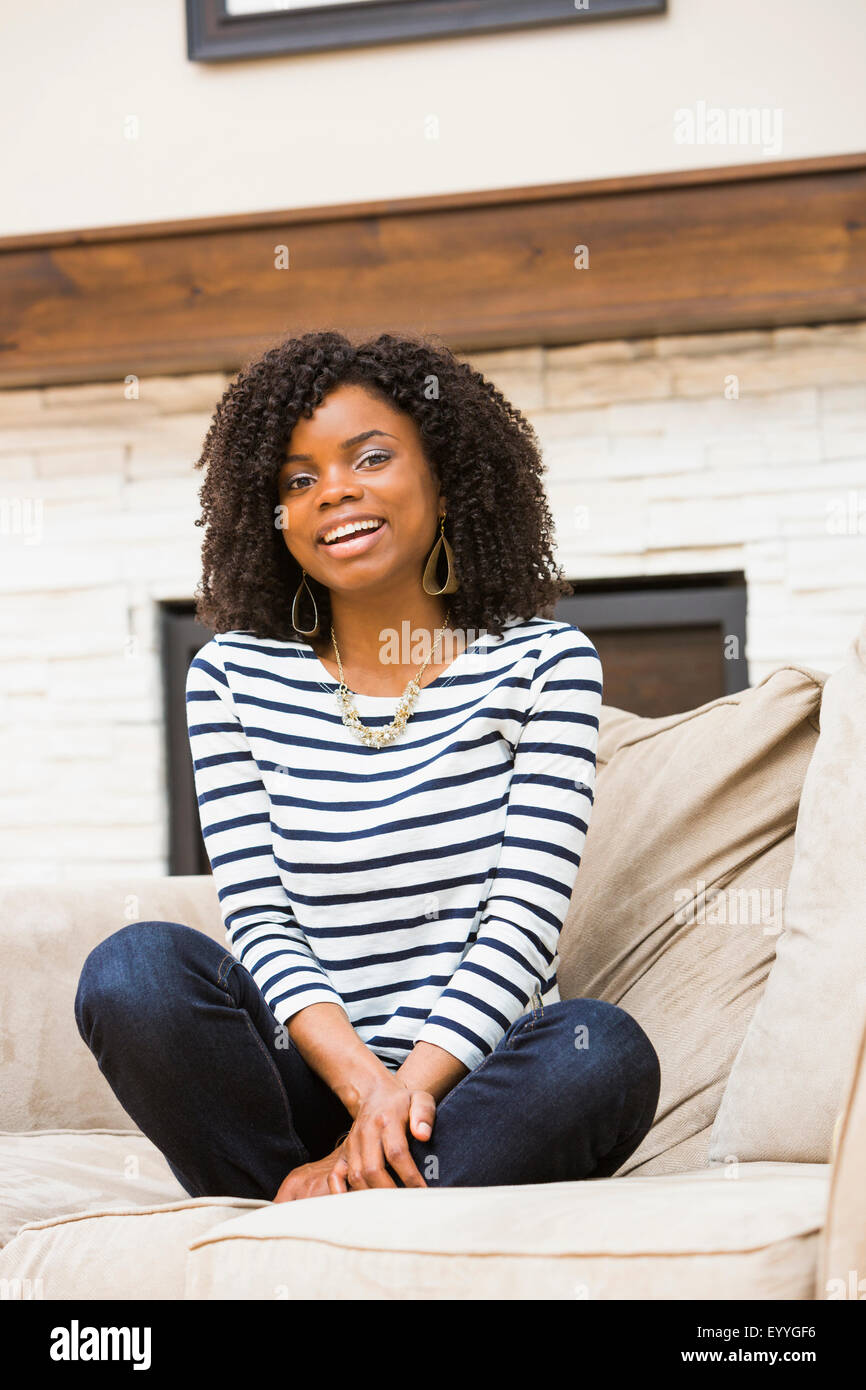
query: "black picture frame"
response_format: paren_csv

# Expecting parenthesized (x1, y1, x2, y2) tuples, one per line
(186, 0, 667, 63)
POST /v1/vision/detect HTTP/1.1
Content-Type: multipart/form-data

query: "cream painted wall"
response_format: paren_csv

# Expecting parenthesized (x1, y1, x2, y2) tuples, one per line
(1, 0, 865, 237)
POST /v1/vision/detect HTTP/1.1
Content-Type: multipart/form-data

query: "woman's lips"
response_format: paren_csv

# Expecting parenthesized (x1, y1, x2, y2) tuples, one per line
(317, 520, 386, 557)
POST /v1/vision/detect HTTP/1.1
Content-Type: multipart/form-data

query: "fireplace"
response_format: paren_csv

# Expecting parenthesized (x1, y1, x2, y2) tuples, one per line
(560, 571, 748, 718)
(164, 572, 747, 875)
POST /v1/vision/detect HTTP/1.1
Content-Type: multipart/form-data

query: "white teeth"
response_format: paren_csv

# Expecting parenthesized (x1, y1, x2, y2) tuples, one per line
(322, 519, 383, 544)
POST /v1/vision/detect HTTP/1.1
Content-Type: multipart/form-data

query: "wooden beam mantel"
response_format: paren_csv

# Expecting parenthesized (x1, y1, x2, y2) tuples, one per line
(1, 153, 864, 387)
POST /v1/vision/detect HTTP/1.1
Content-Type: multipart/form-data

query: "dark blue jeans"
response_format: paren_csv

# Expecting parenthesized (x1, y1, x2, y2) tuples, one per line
(74, 921, 661, 1201)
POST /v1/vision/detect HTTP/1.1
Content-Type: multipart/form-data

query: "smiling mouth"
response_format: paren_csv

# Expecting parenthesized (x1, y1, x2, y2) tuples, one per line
(319, 519, 386, 547)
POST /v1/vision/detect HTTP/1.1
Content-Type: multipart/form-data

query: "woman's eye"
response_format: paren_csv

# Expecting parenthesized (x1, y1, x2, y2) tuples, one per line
(280, 453, 388, 492)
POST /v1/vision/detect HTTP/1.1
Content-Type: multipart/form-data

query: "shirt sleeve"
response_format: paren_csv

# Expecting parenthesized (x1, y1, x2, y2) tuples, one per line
(414, 626, 603, 1071)
(185, 635, 350, 1028)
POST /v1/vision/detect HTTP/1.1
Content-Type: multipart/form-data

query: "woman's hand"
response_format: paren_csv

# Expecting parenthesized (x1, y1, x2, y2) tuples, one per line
(341, 1079, 435, 1190)
(273, 1146, 353, 1202)
(275, 1078, 435, 1200)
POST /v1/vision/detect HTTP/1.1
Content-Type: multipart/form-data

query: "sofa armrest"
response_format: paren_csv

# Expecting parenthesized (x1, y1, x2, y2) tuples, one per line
(0, 876, 221, 1132)
(817, 995, 866, 1299)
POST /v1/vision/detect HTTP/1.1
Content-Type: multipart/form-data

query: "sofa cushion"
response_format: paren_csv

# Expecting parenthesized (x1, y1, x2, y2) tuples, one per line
(0, 1129, 188, 1248)
(557, 665, 826, 1177)
(711, 614, 866, 1164)
(0, 1194, 265, 1301)
(818, 984, 866, 1300)
(0, 875, 223, 1132)
(184, 1163, 829, 1300)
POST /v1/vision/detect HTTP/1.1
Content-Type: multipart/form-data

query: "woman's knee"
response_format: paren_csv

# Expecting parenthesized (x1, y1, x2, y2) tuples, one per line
(74, 920, 202, 1040)
(550, 997, 660, 1091)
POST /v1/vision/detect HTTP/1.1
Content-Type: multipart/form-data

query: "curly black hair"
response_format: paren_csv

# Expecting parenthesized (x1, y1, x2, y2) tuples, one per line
(191, 329, 572, 641)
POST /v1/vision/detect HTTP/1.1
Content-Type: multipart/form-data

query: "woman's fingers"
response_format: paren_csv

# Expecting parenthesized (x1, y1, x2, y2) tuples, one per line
(346, 1114, 398, 1189)
(343, 1131, 368, 1189)
(345, 1127, 382, 1189)
(408, 1090, 436, 1143)
(275, 1172, 306, 1202)
(359, 1115, 399, 1188)
(327, 1156, 349, 1194)
(382, 1121, 427, 1188)
(343, 1090, 436, 1191)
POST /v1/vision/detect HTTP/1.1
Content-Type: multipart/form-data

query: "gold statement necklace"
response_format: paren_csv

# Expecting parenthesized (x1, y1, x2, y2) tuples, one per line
(331, 609, 452, 748)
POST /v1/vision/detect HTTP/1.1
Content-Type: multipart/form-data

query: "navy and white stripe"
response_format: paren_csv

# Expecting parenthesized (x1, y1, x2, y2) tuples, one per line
(185, 616, 603, 1072)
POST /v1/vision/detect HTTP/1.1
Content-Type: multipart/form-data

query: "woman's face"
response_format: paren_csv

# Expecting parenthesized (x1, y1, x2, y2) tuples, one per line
(276, 383, 445, 600)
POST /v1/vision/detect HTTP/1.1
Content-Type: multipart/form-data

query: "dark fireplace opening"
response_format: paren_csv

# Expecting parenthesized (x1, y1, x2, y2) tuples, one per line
(162, 572, 748, 875)
(560, 570, 748, 719)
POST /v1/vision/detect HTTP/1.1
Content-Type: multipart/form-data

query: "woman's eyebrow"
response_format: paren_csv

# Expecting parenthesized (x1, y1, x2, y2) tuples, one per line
(284, 429, 398, 464)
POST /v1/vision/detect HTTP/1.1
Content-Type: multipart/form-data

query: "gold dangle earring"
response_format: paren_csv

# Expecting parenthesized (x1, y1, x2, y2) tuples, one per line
(291, 568, 320, 636)
(422, 513, 459, 596)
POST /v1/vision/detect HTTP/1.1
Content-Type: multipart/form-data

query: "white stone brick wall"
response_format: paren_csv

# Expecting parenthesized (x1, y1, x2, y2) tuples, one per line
(1, 327, 864, 883)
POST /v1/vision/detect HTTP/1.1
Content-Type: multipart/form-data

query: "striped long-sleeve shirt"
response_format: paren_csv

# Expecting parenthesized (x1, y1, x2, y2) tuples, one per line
(185, 616, 603, 1073)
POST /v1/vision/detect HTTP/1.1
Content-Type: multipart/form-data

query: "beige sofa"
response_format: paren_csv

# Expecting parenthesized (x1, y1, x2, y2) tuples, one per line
(2, 616, 865, 1301)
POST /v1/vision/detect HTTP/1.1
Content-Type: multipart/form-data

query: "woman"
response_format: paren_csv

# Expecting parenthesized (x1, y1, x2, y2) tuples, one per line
(75, 330, 660, 1203)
